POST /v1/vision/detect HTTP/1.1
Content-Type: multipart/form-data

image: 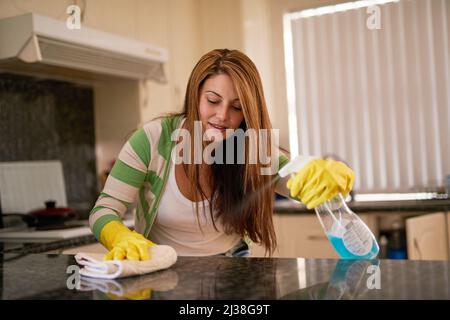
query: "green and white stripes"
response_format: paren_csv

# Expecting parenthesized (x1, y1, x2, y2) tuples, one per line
(89, 116, 183, 241)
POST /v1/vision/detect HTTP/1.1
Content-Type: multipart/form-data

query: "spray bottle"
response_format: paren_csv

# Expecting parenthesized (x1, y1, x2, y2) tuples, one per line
(278, 156, 379, 259)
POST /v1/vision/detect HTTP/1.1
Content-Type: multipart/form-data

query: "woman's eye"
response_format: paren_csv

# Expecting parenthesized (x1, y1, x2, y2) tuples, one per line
(208, 100, 219, 105)
(233, 106, 242, 111)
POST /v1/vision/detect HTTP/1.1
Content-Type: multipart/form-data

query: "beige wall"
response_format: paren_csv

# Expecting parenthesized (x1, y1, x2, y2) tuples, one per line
(199, 0, 243, 53)
(0, 0, 347, 175)
(241, 0, 275, 139)
(94, 79, 140, 178)
(0, 0, 244, 178)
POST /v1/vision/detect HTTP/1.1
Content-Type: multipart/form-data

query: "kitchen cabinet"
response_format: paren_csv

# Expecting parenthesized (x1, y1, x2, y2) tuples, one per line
(276, 214, 339, 258)
(251, 213, 378, 258)
(448, 212, 450, 256)
(250, 214, 283, 257)
(406, 212, 449, 260)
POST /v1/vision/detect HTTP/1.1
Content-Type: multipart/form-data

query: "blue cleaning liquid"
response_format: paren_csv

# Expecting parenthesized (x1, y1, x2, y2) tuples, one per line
(327, 234, 379, 259)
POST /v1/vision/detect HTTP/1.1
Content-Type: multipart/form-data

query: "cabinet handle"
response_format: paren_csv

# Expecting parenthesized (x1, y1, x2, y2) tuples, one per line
(413, 237, 422, 260)
(307, 235, 328, 241)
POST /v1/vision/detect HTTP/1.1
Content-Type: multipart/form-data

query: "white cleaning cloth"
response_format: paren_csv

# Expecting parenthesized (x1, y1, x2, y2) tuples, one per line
(75, 245, 177, 279)
(77, 270, 179, 298)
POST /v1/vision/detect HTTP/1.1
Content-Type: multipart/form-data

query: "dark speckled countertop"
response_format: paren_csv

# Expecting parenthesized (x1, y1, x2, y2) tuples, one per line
(0, 235, 97, 255)
(1, 253, 450, 300)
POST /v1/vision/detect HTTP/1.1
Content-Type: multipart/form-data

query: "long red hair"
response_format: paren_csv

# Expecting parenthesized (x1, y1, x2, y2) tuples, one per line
(178, 49, 278, 255)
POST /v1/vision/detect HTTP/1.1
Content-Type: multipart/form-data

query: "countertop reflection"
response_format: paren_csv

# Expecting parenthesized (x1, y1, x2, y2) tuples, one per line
(1, 253, 449, 300)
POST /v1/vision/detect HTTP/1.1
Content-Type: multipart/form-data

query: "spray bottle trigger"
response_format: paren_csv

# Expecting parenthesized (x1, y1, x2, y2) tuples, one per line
(278, 155, 319, 178)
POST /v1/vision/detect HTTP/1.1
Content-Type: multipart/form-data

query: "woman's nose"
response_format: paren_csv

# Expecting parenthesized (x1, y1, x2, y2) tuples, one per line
(216, 105, 230, 120)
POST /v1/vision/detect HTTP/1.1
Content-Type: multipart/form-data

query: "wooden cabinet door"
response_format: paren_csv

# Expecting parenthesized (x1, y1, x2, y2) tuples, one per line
(277, 214, 339, 258)
(448, 212, 450, 258)
(250, 214, 336, 258)
(406, 212, 449, 260)
(251, 213, 378, 259)
(250, 214, 282, 257)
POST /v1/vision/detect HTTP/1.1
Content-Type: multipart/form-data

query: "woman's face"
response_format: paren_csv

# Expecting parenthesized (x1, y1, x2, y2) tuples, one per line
(198, 73, 244, 142)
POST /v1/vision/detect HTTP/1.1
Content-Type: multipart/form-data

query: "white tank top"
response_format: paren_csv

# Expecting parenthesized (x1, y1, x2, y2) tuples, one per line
(148, 159, 241, 256)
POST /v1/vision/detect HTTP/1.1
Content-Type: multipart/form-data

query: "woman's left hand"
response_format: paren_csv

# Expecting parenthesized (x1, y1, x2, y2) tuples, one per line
(287, 159, 355, 209)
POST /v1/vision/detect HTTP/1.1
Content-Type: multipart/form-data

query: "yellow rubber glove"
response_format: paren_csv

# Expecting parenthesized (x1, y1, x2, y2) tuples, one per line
(107, 288, 152, 300)
(100, 220, 155, 261)
(287, 159, 355, 209)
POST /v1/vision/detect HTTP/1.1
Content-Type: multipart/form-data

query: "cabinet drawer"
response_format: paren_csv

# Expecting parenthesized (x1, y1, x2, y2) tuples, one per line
(406, 212, 449, 260)
(277, 215, 339, 258)
(257, 213, 378, 259)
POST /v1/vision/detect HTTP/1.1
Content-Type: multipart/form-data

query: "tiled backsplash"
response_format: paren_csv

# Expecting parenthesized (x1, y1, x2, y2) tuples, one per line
(0, 73, 97, 218)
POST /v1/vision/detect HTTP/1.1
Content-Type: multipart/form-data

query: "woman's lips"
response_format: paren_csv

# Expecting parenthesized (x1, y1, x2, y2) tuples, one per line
(208, 122, 227, 131)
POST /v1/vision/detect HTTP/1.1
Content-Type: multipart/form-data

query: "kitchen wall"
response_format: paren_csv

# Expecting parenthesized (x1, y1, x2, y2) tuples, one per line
(0, 0, 347, 175)
(0, 0, 244, 176)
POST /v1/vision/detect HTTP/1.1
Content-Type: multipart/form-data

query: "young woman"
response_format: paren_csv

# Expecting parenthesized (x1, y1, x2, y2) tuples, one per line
(89, 49, 354, 260)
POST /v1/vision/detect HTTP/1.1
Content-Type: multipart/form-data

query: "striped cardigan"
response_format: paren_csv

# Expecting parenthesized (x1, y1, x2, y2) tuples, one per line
(89, 115, 289, 244)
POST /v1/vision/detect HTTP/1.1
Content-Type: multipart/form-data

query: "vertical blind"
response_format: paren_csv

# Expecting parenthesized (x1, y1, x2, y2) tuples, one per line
(284, 0, 450, 192)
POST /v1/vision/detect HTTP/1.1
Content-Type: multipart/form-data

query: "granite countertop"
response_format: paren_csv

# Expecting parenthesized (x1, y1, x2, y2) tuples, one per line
(1, 253, 450, 300)
(0, 217, 134, 255)
(0, 234, 97, 255)
(274, 199, 450, 214)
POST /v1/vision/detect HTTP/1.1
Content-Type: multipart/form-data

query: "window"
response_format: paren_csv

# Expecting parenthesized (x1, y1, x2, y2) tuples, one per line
(283, 0, 450, 192)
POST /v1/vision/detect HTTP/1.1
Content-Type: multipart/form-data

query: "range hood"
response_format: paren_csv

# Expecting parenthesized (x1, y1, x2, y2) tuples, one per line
(0, 13, 168, 83)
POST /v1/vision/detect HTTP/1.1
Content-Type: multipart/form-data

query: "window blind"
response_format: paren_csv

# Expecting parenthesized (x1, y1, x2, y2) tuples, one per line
(284, 0, 450, 192)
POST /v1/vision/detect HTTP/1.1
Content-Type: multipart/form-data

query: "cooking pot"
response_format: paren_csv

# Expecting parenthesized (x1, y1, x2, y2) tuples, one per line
(3, 200, 77, 229)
